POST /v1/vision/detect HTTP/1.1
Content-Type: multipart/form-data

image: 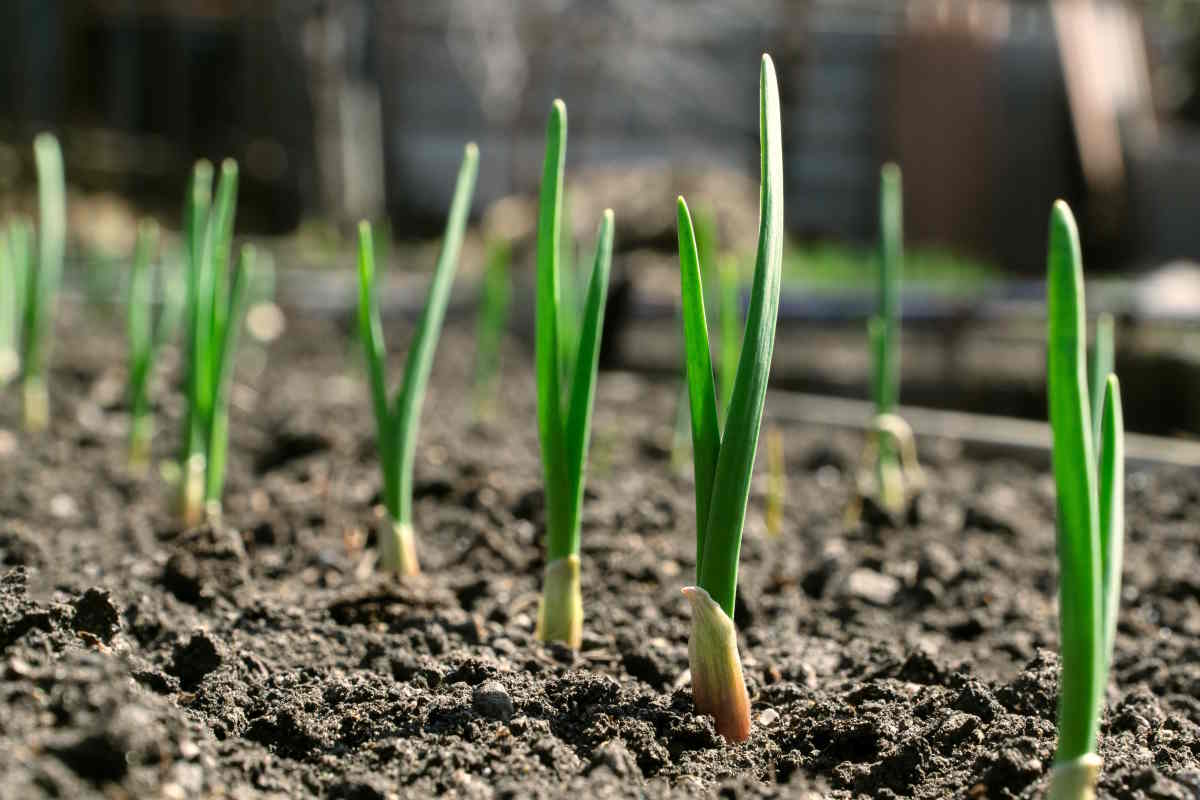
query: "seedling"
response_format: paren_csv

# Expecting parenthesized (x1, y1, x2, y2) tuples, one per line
(358, 143, 478, 575)
(1045, 201, 1125, 800)
(676, 54, 782, 743)
(22, 133, 66, 431)
(472, 238, 512, 422)
(854, 163, 922, 521)
(126, 220, 170, 470)
(179, 159, 256, 524)
(533, 99, 614, 648)
(0, 219, 32, 385)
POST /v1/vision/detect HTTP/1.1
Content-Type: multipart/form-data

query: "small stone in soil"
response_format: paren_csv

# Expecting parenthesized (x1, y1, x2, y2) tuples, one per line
(472, 680, 514, 721)
(845, 568, 901, 606)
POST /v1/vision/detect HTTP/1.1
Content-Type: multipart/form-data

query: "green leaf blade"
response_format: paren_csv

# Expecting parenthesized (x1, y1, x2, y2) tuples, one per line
(1046, 199, 1103, 763)
(392, 142, 479, 524)
(697, 54, 785, 618)
(677, 196, 721, 579)
(204, 243, 255, 505)
(1097, 374, 1124, 676)
(357, 221, 397, 518)
(536, 100, 574, 561)
(562, 209, 614, 555)
(24, 133, 66, 383)
(877, 163, 902, 413)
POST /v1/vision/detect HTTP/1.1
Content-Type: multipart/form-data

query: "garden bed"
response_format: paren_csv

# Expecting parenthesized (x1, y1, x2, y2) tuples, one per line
(1, 310, 1198, 798)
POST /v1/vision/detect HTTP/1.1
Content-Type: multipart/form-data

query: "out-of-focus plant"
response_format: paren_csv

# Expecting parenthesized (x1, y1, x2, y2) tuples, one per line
(21, 133, 66, 431)
(178, 159, 256, 524)
(850, 164, 923, 523)
(473, 239, 512, 422)
(0, 219, 32, 385)
(127, 219, 184, 470)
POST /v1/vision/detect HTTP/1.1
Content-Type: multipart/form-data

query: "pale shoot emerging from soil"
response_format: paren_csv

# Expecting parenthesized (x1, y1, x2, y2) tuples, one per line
(358, 143, 479, 576)
(126, 219, 167, 470)
(1046, 201, 1125, 800)
(22, 133, 66, 432)
(534, 100, 615, 648)
(676, 54, 783, 743)
(179, 160, 255, 524)
(473, 238, 512, 423)
(0, 219, 32, 385)
(859, 163, 922, 518)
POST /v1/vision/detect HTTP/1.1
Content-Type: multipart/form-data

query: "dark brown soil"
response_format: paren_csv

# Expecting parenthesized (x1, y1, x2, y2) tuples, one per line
(2, 308, 1198, 799)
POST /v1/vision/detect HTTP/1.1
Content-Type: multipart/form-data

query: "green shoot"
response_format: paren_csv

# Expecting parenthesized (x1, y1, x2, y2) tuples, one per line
(22, 133, 66, 431)
(126, 219, 171, 471)
(0, 220, 32, 384)
(472, 239, 512, 422)
(1046, 201, 1125, 800)
(179, 160, 255, 524)
(857, 162, 921, 521)
(677, 54, 783, 743)
(1088, 312, 1114, 451)
(533, 99, 615, 648)
(358, 143, 479, 576)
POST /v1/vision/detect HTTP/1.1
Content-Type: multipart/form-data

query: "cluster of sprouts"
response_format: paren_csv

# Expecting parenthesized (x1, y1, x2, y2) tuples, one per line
(2, 54, 1129, 794)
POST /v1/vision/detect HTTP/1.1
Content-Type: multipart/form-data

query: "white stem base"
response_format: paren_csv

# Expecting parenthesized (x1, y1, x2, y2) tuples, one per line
(536, 555, 582, 648)
(682, 585, 751, 742)
(1047, 753, 1101, 800)
(379, 520, 420, 576)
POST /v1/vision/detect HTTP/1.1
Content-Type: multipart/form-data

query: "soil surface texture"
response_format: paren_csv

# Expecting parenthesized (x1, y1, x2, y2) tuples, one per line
(1, 310, 1198, 799)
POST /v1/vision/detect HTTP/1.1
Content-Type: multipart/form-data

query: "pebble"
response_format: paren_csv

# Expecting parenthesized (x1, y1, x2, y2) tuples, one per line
(471, 680, 514, 721)
(845, 567, 901, 606)
(758, 708, 780, 726)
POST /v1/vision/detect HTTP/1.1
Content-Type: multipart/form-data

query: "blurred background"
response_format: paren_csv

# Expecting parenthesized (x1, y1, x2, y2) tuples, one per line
(2, 0, 1200, 437)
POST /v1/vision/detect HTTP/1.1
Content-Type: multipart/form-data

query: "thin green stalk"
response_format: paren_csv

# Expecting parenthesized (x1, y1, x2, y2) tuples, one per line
(0, 226, 17, 383)
(876, 163, 902, 414)
(535, 100, 572, 564)
(204, 245, 254, 508)
(1089, 312, 1114, 451)
(1046, 200, 1103, 765)
(180, 159, 214, 509)
(534, 98, 615, 647)
(473, 239, 512, 421)
(127, 220, 161, 468)
(357, 143, 479, 574)
(1097, 375, 1124, 674)
(22, 133, 66, 431)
